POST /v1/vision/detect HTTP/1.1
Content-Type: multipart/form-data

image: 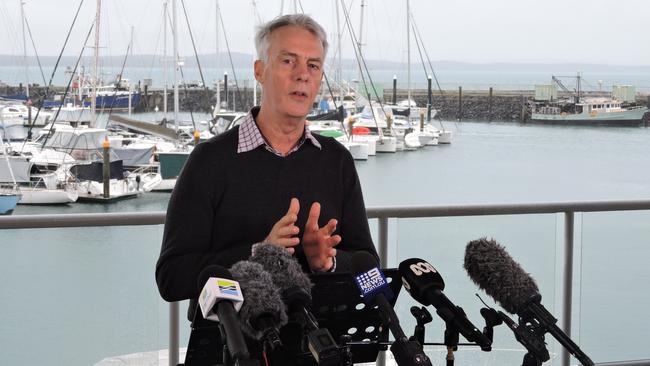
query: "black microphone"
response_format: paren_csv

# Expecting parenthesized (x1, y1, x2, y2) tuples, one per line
(250, 244, 341, 365)
(230, 260, 288, 351)
(398, 258, 492, 351)
(196, 265, 250, 362)
(350, 251, 432, 366)
(464, 237, 594, 366)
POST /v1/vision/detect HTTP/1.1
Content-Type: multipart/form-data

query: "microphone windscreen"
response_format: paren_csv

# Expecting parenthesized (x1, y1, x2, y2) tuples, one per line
(197, 265, 233, 292)
(464, 237, 539, 314)
(230, 260, 288, 339)
(250, 244, 313, 296)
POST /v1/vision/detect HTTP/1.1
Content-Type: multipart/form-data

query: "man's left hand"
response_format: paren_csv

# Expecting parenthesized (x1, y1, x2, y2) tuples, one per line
(302, 202, 341, 272)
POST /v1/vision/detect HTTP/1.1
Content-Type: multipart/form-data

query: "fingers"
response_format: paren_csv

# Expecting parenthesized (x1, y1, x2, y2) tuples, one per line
(306, 202, 321, 232)
(324, 219, 337, 235)
(287, 197, 299, 216)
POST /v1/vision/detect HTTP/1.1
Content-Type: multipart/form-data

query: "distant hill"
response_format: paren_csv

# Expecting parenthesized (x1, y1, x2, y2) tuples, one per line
(1, 53, 649, 73)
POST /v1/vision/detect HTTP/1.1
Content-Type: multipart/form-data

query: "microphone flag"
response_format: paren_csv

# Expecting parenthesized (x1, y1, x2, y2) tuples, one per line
(199, 277, 244, 321)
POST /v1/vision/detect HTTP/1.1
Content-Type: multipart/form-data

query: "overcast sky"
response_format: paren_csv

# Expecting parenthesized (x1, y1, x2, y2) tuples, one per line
(0, 0, 648, 65)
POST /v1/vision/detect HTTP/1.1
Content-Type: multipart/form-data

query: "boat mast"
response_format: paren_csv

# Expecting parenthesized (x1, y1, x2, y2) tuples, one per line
(163, 0, 168, 120)
(251, 0, 259, 106)
(20, 0, 29, 98)
(406, 0, 411, 107)
(91, 0, 101, 127)
(357, 0, 365, 98)
(172, 0, 179, 130)
(215, 0, 221, 111)
(335, 0, 342, 105)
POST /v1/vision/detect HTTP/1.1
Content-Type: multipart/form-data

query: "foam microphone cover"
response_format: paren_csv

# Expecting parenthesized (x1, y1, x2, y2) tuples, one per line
(230, 260, 288, 339)
(250, 243, 313, 298)
(464, 237, 539, 314)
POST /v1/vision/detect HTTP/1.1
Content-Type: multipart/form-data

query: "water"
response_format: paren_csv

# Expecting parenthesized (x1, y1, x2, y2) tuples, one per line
(2, 120, 650, 365)
(3, 64, 650, 91)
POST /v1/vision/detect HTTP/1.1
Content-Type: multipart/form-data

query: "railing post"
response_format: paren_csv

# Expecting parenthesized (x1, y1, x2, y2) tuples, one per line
(377, 216, 389, 366)
(562, 212, 575, 366)
(378, 217, 389, 267)
(169, 301, 179, 366)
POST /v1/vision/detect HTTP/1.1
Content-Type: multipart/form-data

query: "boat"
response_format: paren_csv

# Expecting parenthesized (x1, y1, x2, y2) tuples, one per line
(0, 153, 78, 205)
(531, 98, 648, 127)
(530, 74, 649, 127)
(0, 191, 20, 214)
(43, 77, 140, 112)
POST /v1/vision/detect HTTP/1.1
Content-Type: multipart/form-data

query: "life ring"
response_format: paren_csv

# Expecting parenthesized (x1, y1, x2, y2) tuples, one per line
(590, 110, 597, 117)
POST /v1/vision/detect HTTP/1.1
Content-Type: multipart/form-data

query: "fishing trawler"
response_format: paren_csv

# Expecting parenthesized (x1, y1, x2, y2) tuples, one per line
(530, 74, 649, 127)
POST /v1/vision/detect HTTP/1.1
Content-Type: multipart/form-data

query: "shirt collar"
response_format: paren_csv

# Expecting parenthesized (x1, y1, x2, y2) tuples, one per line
(237, 106, 321, 156)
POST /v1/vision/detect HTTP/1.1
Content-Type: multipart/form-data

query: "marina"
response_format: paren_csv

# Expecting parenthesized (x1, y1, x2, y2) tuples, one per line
(1, 0, 650, 365)
(3, 121, 650, 365)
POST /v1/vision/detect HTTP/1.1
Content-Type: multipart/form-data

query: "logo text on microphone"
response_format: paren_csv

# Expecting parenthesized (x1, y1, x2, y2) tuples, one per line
(355, 267, 388, 296)
(409, 262, 437, 276)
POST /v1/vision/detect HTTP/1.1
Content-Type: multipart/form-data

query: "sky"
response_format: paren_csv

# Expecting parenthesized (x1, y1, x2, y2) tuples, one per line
(0, 0, 649, 66)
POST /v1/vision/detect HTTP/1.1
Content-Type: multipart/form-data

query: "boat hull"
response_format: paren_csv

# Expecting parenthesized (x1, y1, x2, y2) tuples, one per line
(531, 108, 649, 127)
(0, 193, 20, 215)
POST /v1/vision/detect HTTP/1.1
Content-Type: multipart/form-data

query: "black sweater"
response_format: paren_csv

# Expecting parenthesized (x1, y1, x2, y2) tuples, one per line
(155, 126, 378, 302)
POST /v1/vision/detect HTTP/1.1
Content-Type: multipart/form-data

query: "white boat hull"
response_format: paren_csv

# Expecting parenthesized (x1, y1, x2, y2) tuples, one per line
(438, 130, 453, 144)
(18, 189, 78, 205)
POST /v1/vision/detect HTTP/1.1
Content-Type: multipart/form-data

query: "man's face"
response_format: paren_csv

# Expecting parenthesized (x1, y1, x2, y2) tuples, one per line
(255, 25, 324, 120)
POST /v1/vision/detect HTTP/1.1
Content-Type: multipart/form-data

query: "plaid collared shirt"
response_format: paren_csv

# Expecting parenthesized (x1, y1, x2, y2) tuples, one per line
(237, 107, 321, 156)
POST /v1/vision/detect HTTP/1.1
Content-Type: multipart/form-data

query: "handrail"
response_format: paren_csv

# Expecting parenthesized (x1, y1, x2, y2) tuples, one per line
(3, 199, 650, 229)
(3, 198, 650, 366)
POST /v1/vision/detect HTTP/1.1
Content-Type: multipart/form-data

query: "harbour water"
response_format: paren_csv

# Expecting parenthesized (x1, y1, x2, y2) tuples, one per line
(2, 120, 650, 365)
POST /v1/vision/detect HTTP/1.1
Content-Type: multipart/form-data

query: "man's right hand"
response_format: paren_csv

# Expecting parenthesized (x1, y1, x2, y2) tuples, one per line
(264, 197, 300, 254)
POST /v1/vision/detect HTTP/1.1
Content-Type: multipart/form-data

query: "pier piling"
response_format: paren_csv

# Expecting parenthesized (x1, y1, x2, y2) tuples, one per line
(427, 76, 432, 122)
(102, 138, 111, 199)
(488, 87, 493, 122)
(458, 86, 463, 122)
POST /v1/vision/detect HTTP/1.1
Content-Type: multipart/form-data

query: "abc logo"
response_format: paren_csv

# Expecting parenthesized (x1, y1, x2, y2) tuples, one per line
(409, 262, 437, 276)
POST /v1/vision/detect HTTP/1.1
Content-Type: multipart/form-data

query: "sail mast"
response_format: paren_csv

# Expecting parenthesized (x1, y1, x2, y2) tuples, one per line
(163, 0, 168, 120)
(20, 0, 29, 98)
(215, 0, 221, 111)
(407, 0, 411, 107)
(91, 0, 101, 127)
(172, 0, 179, 130)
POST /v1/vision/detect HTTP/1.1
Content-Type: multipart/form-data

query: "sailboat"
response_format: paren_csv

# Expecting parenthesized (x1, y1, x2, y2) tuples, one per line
(0, 138, 21, 214)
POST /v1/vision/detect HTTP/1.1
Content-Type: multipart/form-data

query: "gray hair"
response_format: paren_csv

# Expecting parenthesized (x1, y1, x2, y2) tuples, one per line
(255, 14, 328, 63)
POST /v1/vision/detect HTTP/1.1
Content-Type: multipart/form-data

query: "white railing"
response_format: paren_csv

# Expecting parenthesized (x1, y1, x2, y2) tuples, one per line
(3, 199, 650, 366)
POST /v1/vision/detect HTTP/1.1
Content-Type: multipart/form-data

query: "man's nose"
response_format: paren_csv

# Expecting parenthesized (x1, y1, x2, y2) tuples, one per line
(294, 62, 310, 82)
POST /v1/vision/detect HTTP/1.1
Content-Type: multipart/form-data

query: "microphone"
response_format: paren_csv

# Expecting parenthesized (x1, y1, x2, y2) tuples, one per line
(196, 265, 250, 362)
(464, 237, 594, 366)
(398, 258, 492, 351)
(250, 244, 341, 364)
(350, 251, 432, 366)
(230, 260, 288, 351)
(250, 244, 315, 327)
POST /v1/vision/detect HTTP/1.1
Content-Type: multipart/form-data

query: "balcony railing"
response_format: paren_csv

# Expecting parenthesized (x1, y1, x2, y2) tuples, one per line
(2, 199, 650, 366)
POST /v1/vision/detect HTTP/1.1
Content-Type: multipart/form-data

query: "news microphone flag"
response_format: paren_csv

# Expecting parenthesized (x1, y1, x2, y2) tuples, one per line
(353, 266, 393, 302)
(199, 277, 244, 321)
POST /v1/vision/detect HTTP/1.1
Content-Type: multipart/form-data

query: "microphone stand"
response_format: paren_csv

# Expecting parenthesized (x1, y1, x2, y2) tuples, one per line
(443, 321, 460, 366)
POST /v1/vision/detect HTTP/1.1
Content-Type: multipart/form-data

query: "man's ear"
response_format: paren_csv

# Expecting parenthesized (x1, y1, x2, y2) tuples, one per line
(254, 60, 265, 83)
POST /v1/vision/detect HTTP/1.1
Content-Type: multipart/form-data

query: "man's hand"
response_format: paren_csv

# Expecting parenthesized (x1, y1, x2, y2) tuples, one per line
(302, 202, 342, 272)
(265, 198, 300, 254)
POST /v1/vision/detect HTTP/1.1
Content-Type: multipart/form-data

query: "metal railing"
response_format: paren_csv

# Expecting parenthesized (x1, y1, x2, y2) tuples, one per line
(3, 199, 650, 366)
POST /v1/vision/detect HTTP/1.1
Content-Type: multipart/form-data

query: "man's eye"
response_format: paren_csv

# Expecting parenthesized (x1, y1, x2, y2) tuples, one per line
(282, 58, 294, 64)
(309, 64, 321, 71)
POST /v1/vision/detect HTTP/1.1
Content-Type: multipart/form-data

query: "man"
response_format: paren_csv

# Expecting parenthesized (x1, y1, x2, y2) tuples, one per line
(156, 13, 377, 304)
